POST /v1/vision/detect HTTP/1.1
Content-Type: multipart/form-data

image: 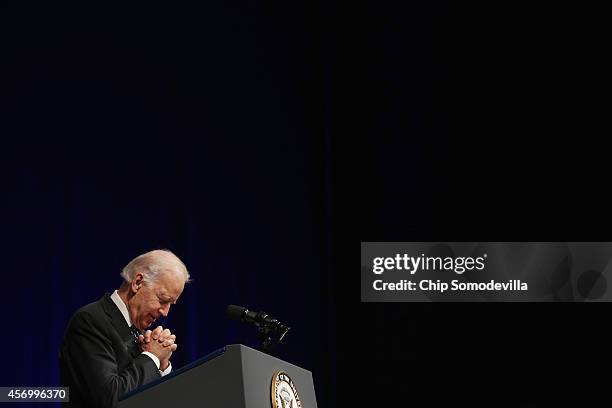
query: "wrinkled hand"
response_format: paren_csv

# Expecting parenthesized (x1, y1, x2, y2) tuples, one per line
(138, 326, 178, 370)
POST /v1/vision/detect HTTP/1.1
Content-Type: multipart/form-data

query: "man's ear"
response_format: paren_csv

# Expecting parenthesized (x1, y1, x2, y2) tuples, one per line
(131, 273, 145, 293)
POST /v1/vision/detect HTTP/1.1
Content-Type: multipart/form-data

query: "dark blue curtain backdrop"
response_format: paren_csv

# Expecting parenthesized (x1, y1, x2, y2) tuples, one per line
(1, 3, 335, 408)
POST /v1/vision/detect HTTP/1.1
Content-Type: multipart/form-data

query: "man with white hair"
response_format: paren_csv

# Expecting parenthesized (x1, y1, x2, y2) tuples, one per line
(59, 249, 191, 408)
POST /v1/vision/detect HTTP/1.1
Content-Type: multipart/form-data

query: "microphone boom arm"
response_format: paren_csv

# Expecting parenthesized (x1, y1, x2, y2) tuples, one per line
(226, 305, 291, 353)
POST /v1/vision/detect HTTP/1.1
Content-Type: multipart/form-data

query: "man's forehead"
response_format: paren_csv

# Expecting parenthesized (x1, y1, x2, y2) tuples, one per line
(154, 272, 184, 297)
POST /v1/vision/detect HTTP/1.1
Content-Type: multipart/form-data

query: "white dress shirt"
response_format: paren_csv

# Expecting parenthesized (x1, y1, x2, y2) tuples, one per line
(110, 290, 172, 376)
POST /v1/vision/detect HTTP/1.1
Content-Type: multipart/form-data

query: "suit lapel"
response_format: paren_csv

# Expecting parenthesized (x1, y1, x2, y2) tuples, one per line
(100, 293, 141, 357)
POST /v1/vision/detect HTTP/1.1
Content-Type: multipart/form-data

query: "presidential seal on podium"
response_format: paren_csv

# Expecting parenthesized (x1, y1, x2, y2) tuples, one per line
(271, 371, 302, 408)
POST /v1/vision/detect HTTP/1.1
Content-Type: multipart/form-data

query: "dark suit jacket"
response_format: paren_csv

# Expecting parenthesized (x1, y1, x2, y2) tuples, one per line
(59, 293, 161, 408)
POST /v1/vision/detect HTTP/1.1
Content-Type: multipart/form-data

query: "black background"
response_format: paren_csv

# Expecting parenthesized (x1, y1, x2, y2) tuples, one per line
(334, 2, 609, 407)
(2, 2, 610, 408)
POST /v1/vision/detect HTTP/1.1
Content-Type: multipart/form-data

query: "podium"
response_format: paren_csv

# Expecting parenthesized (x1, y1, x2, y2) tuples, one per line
(118, 344, 318, 408)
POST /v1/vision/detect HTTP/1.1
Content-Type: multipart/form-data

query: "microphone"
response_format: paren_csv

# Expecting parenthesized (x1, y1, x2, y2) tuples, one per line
(226, 304, 291, 351)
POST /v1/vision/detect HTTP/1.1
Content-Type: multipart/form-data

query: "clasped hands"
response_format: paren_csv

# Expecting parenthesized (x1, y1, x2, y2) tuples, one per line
(137, 326, 178, 371)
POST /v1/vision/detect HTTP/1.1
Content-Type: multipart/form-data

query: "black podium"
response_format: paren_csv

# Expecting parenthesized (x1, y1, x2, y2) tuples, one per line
(118, 344, 318, 408)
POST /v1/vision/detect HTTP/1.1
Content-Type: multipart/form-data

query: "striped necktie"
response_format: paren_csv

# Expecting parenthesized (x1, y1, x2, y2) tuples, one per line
(130, 325, 141, 343)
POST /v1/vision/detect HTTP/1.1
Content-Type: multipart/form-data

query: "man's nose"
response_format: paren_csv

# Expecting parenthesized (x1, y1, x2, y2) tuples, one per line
(159, 304, 171, 317)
